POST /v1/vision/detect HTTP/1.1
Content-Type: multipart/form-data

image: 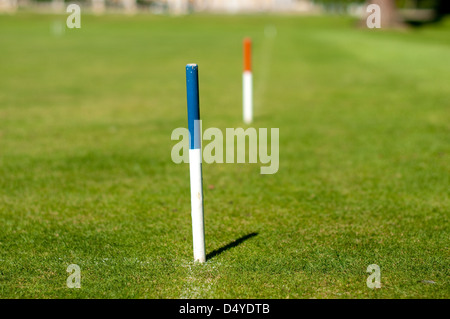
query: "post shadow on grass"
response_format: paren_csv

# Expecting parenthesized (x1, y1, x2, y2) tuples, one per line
(206, 232, 258, 261)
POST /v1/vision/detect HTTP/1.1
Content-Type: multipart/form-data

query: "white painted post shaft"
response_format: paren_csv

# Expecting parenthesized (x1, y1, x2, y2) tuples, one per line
(243, 71, 253, 124)
(188, 148, 206, 263)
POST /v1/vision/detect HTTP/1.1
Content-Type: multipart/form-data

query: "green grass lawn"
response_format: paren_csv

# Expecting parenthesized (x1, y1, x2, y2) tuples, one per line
(0, 12, 449, 298)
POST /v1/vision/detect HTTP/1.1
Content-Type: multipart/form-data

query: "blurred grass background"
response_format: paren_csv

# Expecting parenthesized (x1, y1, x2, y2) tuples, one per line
(0, 13, 449, 298)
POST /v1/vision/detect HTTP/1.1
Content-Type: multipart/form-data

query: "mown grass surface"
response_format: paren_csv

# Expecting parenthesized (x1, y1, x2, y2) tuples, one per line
(0, 13, 449, 298)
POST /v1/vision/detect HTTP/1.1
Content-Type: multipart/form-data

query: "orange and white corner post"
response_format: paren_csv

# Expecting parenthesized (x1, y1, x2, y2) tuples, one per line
(243, 37, 253, 124)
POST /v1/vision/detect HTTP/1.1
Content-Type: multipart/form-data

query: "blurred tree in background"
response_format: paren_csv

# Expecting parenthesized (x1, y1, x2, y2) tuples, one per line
(314, 0, 449, 26)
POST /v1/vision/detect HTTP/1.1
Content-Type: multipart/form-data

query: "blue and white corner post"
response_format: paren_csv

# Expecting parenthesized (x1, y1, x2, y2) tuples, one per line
(186, 64, 206, 263)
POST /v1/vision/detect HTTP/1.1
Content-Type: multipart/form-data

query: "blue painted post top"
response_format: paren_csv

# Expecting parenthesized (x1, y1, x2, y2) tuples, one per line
(186, 64, 201, 150)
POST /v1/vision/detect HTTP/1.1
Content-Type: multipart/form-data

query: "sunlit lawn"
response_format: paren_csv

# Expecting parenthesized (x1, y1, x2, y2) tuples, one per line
(0, 12, 448, 298)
